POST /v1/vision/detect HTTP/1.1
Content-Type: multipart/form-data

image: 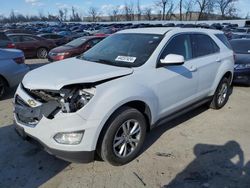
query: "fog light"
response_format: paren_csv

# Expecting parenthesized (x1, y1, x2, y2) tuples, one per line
(54, 131, 84, 145)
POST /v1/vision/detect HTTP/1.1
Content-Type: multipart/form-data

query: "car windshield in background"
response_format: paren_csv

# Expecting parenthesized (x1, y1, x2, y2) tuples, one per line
(79, 33, 163, 67)
(230, 40, 250, 54)
(66, 37, 87, 47)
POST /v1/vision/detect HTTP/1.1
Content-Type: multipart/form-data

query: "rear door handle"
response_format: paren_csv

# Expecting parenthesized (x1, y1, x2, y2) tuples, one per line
(189, 66, 197, 72)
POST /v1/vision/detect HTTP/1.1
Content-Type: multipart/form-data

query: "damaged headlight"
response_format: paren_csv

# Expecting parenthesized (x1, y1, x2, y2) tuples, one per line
(60, 87, 95, 113)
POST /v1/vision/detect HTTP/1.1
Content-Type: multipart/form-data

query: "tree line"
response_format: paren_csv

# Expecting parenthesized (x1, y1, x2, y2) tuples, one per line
(0, 0, 243, 23)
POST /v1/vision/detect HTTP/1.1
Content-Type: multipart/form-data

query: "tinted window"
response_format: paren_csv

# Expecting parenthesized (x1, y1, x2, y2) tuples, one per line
(66, 37, 87, 47)
(9, 36, 22, 43)
(230, 40, 250, 54)
(80, 33, 163, 67)
(51, 35, 63, 39)
(215, 34, 232, 50)
(192, 34, 219, 58)
(22, 36, 37, 42)
(161, 34, 192, 60)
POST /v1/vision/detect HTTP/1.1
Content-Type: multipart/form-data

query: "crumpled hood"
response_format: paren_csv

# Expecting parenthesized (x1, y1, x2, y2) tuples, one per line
(22, 58, 133, 90)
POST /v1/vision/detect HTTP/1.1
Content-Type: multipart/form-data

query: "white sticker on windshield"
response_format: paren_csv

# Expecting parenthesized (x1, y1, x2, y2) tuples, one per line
(115, 56, 136, 63)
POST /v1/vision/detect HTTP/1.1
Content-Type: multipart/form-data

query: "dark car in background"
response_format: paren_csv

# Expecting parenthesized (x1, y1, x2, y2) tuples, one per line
(37, 33, 69, 46)
(48, 36, 105, 62)
(7, 34, 56, 58)
(0, 32, 15, 48)
(230, 39, 250, 86)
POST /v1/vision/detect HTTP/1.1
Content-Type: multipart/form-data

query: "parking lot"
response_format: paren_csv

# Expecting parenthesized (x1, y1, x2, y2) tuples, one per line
(0, 59, 249, 188)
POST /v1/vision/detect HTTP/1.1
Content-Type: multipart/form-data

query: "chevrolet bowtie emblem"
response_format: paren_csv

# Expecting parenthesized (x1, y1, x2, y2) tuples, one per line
(27, 99, 36, 107)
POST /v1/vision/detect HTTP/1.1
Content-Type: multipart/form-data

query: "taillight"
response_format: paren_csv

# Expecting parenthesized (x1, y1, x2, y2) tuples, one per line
(7, 43, 15, 48)
(13, 56, 25, 64)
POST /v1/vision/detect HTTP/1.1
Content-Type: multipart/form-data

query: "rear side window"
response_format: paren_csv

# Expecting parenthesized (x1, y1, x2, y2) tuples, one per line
(161, 34, 192, 60)
(191, 34, 219, 58)
(215, 34, 232, 50)
(9, 36, 22, 43)
(22, 36, 37, 42)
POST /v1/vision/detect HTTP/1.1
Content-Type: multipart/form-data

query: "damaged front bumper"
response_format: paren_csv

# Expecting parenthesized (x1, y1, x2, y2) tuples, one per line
(13, 84, 102, 163)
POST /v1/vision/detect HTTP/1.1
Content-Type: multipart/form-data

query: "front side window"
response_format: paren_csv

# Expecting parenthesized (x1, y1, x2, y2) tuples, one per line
(79, 33, 163, 67)
(191, 34, 219, 58)
(161, 34, 192, 61)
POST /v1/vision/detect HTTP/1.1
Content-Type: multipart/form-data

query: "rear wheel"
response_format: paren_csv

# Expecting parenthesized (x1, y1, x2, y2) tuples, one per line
(0, 77, 7, 99)
(98, 107, 147, 166)
(37, 48, 48, 59)
(210, 77, 230, 109)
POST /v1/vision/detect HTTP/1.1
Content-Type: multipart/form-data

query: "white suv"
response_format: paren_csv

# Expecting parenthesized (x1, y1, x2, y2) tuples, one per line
(14, 28, 234, 166)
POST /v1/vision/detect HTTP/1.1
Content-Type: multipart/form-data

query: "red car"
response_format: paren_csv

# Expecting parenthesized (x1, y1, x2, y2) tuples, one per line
(48, 36, 105, 62)
(7, 34, 56, 59)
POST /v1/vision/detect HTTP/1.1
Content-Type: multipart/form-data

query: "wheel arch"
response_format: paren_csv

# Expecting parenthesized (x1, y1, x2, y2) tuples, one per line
(0, 74, 9, 87)
(95, 100, 152, 153)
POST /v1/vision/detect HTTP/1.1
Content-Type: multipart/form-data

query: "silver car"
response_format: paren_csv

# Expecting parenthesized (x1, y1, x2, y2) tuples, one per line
(0, 49, 29, 99)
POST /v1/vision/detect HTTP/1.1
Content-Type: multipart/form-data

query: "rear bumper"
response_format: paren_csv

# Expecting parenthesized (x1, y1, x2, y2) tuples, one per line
(233, 68, 250, 85)
(15, 122, 95, 163)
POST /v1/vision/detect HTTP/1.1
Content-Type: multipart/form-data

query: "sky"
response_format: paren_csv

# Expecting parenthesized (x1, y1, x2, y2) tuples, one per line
(0, 0, 249, 18)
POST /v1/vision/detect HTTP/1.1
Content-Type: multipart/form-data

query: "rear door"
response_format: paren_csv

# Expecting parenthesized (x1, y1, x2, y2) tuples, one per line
(190, 34, 221, 97)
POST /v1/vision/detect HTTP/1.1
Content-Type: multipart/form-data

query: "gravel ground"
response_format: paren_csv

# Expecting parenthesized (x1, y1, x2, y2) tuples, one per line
(0, 59, 249, 188)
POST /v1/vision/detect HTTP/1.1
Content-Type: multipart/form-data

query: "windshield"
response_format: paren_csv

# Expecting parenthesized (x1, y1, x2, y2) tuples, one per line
(230, 40, 250, 54)
(79, 33, 163, 67)
(65, 37, 87, 47)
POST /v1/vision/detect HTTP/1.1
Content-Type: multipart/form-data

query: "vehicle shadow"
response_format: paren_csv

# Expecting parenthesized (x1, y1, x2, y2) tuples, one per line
(141, 105, 209, 154)
(163, 141, 250, 188)
(0, 124, 69, 188)
(2, 87, 16, 100)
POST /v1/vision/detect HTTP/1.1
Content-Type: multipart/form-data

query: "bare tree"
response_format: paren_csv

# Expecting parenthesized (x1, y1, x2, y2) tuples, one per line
(144, 7, 152, 20)
(137, 0, 142, 21)
(216, 0, 237, 18)
(58, 9, 64, 21)
(179, 0, 183, 21)
(196, 0, 215, 20)
(88, 7, 99, 22)
(124, 2, 134, 21)
(155, 0, 167, 20)
(63, 8, 68, 21)
(155, 0, 175, 20)
(109, 6, 120, 21)
(184, 0, 194, 20)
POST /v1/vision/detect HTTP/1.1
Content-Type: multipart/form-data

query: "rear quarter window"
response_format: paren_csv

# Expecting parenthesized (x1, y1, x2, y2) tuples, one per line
(215, 34, 232, 50)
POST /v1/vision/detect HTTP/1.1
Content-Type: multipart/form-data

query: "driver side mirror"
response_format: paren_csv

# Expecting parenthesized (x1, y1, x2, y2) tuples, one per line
(160, 54, 185, 65)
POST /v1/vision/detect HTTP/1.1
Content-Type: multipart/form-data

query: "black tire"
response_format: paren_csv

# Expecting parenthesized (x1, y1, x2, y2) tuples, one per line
(98, 107, 147, 166)
(210, 77, 230, 109)
(0, 77, 7, 99)
(37, 48, 48, 59)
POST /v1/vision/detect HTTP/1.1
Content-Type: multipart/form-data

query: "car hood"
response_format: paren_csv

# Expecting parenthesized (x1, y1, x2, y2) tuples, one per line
(22, 58, 133, 90)
(235, 53, 250, 64)
(50, 45, 75, 53)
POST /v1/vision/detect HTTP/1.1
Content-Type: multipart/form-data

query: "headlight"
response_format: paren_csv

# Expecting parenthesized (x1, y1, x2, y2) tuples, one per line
(234, 63, 250, 70)
(54, 131, 84, 145)
(57, 52, 70, 56)
(60, 87, 95, 113)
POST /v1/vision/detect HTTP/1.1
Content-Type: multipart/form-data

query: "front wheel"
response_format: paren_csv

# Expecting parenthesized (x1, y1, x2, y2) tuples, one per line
(98, 107, 147, 166)
(210, 77, 230, 109)
(37, 48, 48, 59)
